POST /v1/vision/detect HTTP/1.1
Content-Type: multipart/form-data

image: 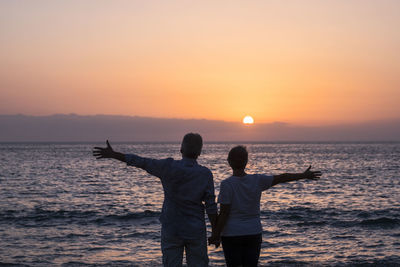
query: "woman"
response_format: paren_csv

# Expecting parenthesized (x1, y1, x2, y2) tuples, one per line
(209, 146, 321, 267)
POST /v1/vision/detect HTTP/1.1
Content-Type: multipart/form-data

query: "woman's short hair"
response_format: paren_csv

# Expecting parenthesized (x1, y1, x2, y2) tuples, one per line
(228, 145, 248, 170)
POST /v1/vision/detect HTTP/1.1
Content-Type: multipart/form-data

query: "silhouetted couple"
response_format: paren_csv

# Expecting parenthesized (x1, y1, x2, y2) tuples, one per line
(93, 133, 321, 267)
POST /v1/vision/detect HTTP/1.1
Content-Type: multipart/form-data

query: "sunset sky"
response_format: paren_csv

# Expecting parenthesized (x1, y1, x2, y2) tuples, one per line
(1, 1, 399, 125)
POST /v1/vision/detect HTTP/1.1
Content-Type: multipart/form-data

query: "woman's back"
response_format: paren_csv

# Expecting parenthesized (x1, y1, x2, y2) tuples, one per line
(218, 174, 274, 236)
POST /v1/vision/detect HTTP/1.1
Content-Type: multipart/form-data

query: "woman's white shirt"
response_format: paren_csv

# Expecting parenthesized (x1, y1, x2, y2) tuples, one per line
(218, 174, 274, 236)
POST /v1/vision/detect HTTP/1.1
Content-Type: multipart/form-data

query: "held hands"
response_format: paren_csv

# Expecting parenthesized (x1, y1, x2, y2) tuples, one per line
(93, 140, 115, 159)
(208, 235, 221, 248)
(303, 165, 322, 180)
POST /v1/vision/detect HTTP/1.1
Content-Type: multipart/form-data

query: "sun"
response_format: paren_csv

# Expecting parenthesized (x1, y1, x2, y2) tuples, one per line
(243, 115, 254, 125)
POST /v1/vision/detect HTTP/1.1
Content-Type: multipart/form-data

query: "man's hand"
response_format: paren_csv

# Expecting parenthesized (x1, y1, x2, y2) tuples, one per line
(303, 165, 322, 180)
(93, 140, 115, 159)
(208, 235, 221, 248)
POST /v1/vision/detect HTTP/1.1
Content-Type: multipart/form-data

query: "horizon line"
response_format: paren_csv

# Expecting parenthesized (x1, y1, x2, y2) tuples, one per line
(1, 141, 400, 144)
(2, 113, 400, 127)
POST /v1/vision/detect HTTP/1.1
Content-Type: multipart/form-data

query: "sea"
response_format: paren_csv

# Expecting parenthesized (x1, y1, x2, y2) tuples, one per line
(0, 142, 399, 266)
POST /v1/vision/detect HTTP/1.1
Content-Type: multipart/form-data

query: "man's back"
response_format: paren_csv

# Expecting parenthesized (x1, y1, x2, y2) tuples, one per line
(126, 154, 217, 239)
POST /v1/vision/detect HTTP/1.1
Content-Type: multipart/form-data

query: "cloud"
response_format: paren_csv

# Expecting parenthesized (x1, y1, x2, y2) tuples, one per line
(1, 114, 399, 142)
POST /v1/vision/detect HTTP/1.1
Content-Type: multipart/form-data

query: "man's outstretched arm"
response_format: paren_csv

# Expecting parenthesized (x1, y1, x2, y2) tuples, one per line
(93, 140, 126, 162)
(93, 140, 172, 178)
(272, 165, 322, 186)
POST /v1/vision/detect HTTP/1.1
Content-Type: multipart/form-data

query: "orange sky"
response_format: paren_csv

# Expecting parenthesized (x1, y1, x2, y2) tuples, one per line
(1, 1, 399, 125)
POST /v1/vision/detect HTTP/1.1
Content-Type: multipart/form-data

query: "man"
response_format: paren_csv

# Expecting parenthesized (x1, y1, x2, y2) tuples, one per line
(93, 133, 217, 267)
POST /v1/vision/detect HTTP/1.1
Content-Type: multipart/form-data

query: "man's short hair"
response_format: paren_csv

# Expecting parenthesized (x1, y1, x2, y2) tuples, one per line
(228, 145, 248, 170)
(181, 133, 203, 159)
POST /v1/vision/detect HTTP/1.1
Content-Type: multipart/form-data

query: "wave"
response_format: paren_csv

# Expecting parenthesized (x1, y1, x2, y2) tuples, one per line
(359, 217, 400, 227)
(339, 256, 400, 267)
(0, 208, 161, 227)
(2, 206, 399, 229)
(61, 261, 142, 267)
(3, 256, 400, 267)
(0, 264, 30, 267)
(267, 256, 400, 266)
(261, 207, 400, 229)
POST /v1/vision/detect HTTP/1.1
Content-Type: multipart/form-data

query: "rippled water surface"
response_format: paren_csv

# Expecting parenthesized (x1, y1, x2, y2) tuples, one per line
(0, 142, 399, 266)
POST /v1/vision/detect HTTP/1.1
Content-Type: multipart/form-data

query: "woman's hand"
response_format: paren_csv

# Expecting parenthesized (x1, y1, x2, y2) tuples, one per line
(208, 235, 221, 248)
(303, 165, 322, 180)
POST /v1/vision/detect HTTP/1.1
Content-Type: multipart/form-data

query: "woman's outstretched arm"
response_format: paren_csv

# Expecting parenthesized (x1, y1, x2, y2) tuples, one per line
(272, 165, 321, 186)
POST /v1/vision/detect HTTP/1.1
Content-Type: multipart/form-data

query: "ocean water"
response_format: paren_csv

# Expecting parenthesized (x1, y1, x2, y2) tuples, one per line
(0, 142, 399, 266)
